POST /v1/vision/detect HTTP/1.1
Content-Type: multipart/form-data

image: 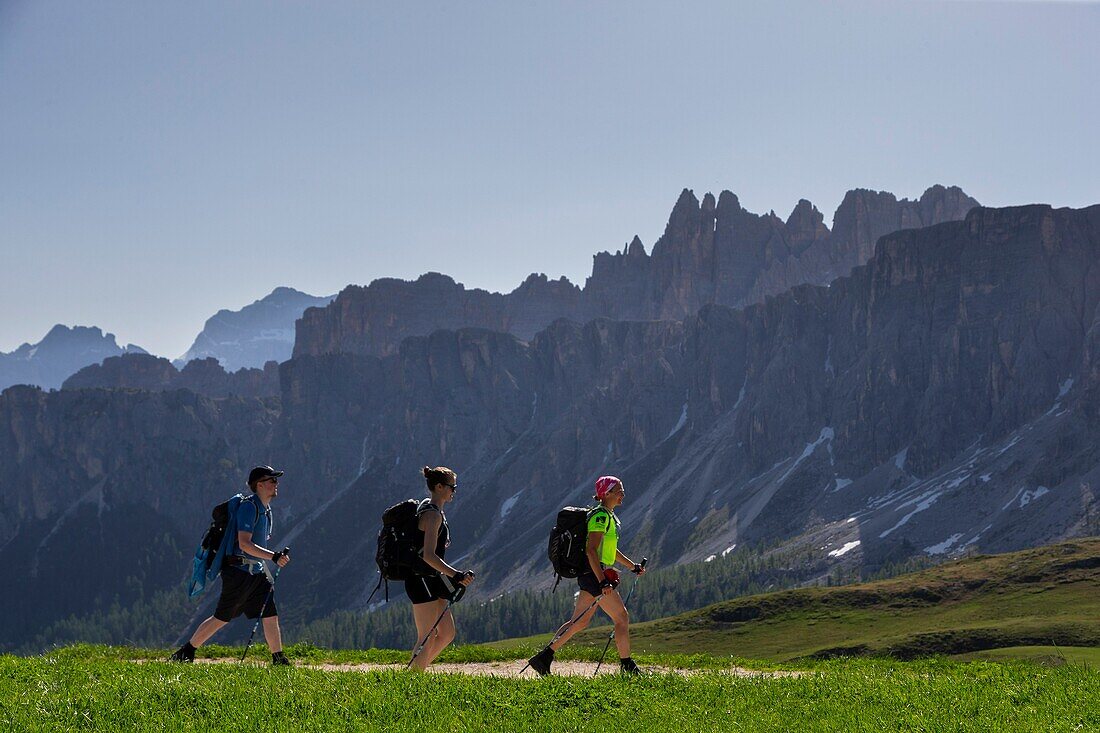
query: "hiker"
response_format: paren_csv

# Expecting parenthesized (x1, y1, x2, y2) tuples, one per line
(170, 465, 292, 666)
(528, 475, 646, 676)
(406, 465, 475, 670)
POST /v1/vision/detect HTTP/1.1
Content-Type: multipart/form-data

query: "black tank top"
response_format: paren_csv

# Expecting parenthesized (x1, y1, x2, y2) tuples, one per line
(416, 501, 449, 563)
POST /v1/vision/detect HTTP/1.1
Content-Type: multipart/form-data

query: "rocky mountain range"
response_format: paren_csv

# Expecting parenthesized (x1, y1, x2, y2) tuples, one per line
(0, 287, 331, 396)
(3, 188, 1097, 652)
(269, 203, 1100, 619)
(63, 354, 280, 399)
(0, 325, 147, 392)
(294, 185, 977, 358)
(177, 287, 335, 372)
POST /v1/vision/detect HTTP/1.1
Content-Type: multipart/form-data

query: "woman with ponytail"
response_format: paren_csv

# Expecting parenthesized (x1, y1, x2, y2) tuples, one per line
(405, 465, 475, 669)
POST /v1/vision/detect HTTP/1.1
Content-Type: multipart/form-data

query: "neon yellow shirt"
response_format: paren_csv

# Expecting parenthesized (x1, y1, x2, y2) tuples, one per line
(587, 507, 619, 566)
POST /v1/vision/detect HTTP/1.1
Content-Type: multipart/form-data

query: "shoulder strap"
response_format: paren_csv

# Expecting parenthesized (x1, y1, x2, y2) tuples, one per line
(244, 493, 262, 523)
(417, 500, 442, 517)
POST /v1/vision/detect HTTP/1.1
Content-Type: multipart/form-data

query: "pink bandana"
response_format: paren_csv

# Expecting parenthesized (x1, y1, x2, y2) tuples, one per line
(595, 475, 621, 499)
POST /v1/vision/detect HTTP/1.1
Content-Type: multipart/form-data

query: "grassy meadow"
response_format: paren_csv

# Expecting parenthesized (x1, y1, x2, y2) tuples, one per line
(1, 646, 1098, 732)
(3, 540, 1097, 731)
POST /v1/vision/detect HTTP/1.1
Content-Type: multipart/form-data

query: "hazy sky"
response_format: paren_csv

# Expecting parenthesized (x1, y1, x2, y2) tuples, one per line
(2, 1, 1098, 358)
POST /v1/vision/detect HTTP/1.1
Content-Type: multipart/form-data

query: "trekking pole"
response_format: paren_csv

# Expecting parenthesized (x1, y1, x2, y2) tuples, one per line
(519, 592, 607, 675)
(406, 582, 467, 669)
(593, 557, 647, 676)
(240, 550, 288, 663)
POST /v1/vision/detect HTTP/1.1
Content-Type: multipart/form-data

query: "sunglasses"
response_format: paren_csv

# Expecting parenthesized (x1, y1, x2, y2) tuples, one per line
(261, 477, 279, 485)
(444, 482, 457, 492)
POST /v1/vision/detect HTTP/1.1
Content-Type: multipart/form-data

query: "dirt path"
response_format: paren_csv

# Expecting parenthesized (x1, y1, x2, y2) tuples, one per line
(194, 658, 800, 678)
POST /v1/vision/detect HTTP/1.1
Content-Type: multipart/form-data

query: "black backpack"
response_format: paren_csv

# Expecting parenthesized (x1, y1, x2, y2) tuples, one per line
(202, 500, 231, 555)
(366, 499, 432, 602)
(547, 506, 598, 589)
(203, 495, 262, 558)
(188, 493, 258, 597)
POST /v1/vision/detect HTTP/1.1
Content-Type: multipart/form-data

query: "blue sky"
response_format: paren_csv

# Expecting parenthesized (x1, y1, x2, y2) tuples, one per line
(2, 1, 1098, 358)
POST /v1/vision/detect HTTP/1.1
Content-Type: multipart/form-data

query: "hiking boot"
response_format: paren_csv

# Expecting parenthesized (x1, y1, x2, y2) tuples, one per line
(527, 647, 554, 676)
(619, 657, 642, 675)
(271, 651, 292, 667)
(169, 643, 196, 663)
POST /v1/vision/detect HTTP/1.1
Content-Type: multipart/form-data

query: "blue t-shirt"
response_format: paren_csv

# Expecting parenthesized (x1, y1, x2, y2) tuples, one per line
(231, 494, 272, 575)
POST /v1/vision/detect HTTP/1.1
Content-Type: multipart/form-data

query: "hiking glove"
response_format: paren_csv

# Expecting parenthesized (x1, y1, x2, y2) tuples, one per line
(603, 568, 620, 588)
(451, 570, 474, 586)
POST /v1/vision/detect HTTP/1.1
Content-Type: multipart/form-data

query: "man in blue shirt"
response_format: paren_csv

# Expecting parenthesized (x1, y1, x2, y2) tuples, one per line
(170, 465, 292, 665)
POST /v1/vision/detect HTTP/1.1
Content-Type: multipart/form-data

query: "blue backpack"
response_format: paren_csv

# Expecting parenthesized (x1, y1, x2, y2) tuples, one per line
(188, 493, 255, 597)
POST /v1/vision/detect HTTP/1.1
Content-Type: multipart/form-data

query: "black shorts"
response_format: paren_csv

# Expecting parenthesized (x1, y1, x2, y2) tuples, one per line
(214, 566, 278, 621)
(404, 574, 451, 605)
(577, 570, 603, 596)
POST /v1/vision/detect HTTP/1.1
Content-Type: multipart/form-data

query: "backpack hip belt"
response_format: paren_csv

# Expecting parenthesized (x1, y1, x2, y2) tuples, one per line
(226, 556, 265, 571)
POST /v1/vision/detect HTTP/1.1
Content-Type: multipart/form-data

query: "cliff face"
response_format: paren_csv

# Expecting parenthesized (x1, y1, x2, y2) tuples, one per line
(268, 204, 1100, 615)
(644, 204, 1100, 563)
(266, 318, 687, 615)
(63, 354, 280, 399)
(0, 386, 277, 645)
(294, 185, 978, 359)
(744, 184, 980, 304)
(293, 273, 590, 359)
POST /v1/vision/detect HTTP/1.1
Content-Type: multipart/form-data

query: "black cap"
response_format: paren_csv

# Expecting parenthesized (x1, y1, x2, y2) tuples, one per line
(247, 465, 284, 485)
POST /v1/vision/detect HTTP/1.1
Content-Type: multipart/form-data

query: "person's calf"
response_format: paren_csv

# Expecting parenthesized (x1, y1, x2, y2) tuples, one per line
(615, 632, 631, 659)
(427, 635, 453, 663)
(190, 616, 229, 647)
(262, 616, 283, 649)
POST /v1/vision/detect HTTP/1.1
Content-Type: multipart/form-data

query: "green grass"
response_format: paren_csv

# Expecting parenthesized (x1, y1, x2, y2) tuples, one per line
(2, 649, 1098, 732)
(5, 541, 1099, 730)
(489, 539, 1100, 662)
(955, 646, 1100, 667)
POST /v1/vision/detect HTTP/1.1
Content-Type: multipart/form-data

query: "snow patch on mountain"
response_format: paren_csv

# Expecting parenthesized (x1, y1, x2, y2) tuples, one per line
(1003, 486, 1050, 510)
(732, 376, 747, 411)
(500, 490, 523, 519)
(777, 427, 834, 485)
(924, 533, 963, 555)
(828, 540, 860, 557)
(665, 400, 688, 441)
